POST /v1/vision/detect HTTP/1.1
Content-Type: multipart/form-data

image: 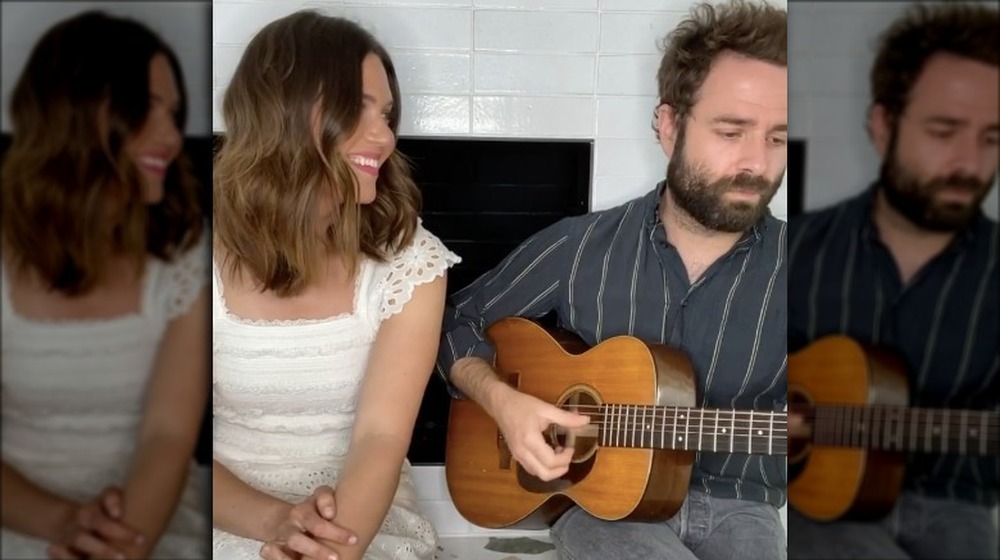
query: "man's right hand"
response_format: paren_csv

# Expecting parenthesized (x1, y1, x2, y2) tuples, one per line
(492, 386, 590, 481)
(259, 485, 357, 560)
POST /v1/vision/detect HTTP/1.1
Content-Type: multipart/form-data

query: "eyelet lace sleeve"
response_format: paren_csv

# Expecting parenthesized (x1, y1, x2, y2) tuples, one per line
(376, 225, 460, 322)
(165, 232, 211, 320)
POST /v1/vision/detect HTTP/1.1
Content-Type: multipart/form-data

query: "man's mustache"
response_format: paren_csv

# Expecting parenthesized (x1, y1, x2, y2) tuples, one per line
(925, 174, 987, 195)
(711, 173, 774, 194)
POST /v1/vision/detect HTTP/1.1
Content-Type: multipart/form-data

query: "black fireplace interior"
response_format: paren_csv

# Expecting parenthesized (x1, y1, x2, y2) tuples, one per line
(398, 137, 591, 464)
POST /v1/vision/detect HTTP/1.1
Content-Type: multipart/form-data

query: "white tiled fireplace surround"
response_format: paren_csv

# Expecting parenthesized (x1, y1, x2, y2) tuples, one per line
(212, 0, 789, 557)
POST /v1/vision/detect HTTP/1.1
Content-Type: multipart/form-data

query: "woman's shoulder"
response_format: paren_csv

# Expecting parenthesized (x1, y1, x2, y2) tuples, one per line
(381, 220, 460, 274)
(367, 220, 461, 321)
(152, 227, 211, 319)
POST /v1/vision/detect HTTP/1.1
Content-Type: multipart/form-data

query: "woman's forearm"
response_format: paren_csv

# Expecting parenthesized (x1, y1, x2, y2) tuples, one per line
(212, 459, 291, 543)
(316, 435, 409, 560)
(1, 460, 76, 541)
(115, 434, 194, 557)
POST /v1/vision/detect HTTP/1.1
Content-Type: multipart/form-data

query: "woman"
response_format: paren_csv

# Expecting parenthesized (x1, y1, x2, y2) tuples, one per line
(211, 11, 458, 560)
(1, 10, 209, 560)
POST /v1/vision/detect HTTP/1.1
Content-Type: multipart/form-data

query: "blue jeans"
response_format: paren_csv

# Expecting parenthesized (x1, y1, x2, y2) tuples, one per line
(787, 492, 999, 559)
(550, 490, 786, 560)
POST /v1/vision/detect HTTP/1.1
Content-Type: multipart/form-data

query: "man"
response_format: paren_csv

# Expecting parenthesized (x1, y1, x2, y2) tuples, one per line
(437, 1, 788, 558)
(787, 3, 998, 559)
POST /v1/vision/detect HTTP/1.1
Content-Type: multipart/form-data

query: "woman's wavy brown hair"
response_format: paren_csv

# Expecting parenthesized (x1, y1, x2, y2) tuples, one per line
(214, 10, 420, 297)
(1, 10, 203, 296)
(652, 0, 786, 136)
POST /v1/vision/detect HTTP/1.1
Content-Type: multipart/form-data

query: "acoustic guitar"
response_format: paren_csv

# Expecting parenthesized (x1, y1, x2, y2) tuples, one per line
(788, 335, 998, 522)
(444, 316, 786, 529)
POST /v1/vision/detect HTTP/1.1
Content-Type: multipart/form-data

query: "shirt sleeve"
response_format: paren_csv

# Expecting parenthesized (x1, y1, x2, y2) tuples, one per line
(374, 224, 461, 323)
(164, 230, 211, 320)
(436, 216, 576, 397)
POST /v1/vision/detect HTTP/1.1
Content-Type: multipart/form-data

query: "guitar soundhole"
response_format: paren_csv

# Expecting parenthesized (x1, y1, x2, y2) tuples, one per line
(549, 386, 600, 463)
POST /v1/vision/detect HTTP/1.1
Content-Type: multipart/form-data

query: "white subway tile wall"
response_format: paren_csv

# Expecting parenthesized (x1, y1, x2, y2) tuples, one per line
(789, 1, 999, 217)
(212, 0, 791, 539)
(212, 0, 789, 216)
(1, 1, 212, 135)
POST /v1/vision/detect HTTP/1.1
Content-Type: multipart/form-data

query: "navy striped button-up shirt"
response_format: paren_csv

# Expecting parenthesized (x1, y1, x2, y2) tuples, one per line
(439, 183, 788, 507)
(789, 185, 999, 506)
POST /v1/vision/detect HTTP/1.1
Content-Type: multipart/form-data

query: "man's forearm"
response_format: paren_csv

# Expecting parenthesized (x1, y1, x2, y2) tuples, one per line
(451, 357, 512, 419)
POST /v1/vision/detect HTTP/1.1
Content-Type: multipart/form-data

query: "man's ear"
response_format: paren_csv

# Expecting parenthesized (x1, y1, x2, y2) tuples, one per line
(656, 103, 680, 158)
(867, 103, 892, 159)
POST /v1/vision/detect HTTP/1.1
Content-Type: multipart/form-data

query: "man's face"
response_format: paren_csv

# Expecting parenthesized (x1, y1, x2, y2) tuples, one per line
(874, 53, 999, 232)
(658, 52, 788, 232)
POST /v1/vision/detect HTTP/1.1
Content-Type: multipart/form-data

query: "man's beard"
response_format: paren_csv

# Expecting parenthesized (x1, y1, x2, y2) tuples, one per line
(666, 130, 782, 233)
(879, 131, 992, 232)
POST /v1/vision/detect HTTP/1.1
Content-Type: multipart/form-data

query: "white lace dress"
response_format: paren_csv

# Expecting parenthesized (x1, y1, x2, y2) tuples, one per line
(0, 239, 211, 559)
(212, 225, 460, 560)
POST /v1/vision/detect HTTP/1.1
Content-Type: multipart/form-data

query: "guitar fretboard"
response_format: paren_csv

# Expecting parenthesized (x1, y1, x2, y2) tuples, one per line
(593, 404, 786, 455)
(810, 405, 999, 455)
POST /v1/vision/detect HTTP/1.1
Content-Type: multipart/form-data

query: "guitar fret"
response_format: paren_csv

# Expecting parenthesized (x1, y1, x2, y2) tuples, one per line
(619, 404, 625, 448)
(729, 411, 735, 453)
(614, 404, 621, 448)
(660, 405, 666, 449)
(606, 404, 612, 447)
(628, 405, 635, 448)
(714, 410, 720, 453)
(670, 408, 680, 449)
(895, 407, 905, 451)
(861, 406, 870, 449)
(619, 405, 625, 448)
(640, 405, 646, 449)
(980, 412, 988, 455)
(768, 411, 773, 455)
(633, 405, 639, 448)
(909, 407, 917, 452)
(924, 409, 933, 453)
(960, 410, 968, 455)
(748, 410, 754, 453)
(615, 405, 625, 445)
(849, 406, 859, 448)
(600, 404, 607, 447)
(872, 407, 880, 450)
(883, 407, 891, 450)
(882, 407, 892, 451)
(860, 407, 867, 448)
(942, 409, 949, 454)
(876, 407, 884, 450)
(683, 408, 690, 451)
(697, 409, 704, 452)
(840, 406, 848, 447)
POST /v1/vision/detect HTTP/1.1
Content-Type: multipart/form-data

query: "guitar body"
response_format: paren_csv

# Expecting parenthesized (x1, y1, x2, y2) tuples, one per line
(445, 317, 697, 528)
(788, 335, 908, 521)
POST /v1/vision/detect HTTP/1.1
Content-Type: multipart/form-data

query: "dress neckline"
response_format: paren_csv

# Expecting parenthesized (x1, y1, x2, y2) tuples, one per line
(211, 258, 366, 328)
(0, 255, 154, 326)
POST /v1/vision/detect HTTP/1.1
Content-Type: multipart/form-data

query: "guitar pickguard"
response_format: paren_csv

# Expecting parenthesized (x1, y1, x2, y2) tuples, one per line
(516, 451, 596, 493)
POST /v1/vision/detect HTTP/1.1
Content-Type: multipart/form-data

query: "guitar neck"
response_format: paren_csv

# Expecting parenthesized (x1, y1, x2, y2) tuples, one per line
(810, 405, 999, 455)
(594, 404, 787, 455)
